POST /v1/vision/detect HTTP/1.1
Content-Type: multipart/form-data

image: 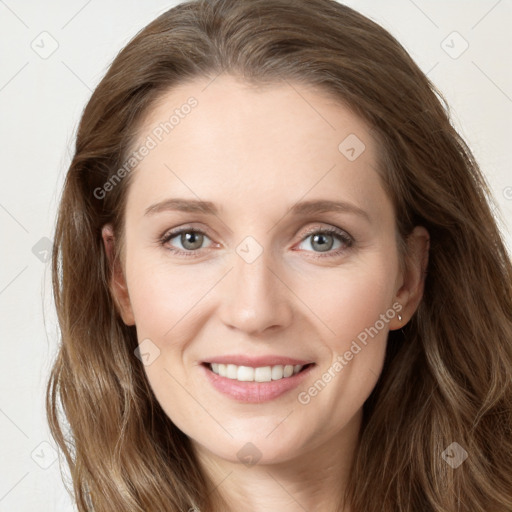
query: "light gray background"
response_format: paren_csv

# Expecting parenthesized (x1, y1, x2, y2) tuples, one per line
(1, 1, 511, 510)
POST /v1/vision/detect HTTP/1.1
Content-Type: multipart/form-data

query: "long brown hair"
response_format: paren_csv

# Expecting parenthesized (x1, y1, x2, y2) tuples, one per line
(47, 0, 512, 510)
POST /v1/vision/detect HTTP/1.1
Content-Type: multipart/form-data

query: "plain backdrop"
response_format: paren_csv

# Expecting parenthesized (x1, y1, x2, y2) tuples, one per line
(0, 1, 511, 510)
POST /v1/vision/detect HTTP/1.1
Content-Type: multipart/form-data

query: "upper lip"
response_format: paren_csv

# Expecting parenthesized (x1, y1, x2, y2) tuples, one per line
(204, 355, 314, 367)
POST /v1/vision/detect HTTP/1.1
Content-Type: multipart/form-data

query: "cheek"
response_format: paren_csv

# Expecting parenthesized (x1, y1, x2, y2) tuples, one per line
(295, 256, 398, 345)
(291, 256, 397, 409)
(125, 254, 214, 338)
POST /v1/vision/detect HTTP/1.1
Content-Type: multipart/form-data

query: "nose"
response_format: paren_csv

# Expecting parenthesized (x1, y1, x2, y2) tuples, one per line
(218, 247, 294, 336)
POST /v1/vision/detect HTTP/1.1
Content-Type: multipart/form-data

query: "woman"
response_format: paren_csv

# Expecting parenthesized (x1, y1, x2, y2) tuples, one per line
(46, 0, 512, 511)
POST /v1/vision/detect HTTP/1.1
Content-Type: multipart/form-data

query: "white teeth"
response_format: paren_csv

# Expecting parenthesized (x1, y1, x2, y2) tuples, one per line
(254, 366, 272, 382)
(209, 363, 306, 381)
(226, 364, 238, 379)
(237, 366, 254, 381)
(271, 365, 284, 380)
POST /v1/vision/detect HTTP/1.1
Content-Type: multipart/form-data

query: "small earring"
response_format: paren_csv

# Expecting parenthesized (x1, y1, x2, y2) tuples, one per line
(398, 314, 403, 322)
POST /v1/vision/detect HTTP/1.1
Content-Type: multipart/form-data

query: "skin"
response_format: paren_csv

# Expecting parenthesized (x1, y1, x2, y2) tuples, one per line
(102, 74, 429, 512)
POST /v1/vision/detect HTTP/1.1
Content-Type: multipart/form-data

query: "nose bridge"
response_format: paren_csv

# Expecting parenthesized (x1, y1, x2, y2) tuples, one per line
(218, 239, 293, 335)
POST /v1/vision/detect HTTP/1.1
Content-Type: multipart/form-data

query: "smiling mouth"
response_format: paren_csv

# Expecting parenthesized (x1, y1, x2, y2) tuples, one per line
(202, 362, 314, 382)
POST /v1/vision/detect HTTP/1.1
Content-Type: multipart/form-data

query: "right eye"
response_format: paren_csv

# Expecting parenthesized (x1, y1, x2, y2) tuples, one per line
(160, 227, 215, 257)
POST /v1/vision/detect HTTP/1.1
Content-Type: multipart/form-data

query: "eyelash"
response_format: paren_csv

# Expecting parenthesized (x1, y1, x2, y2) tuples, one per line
(158, 225, 354, 259)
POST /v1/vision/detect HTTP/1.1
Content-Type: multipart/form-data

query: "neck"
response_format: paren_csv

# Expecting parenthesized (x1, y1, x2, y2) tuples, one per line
(192, 410, 361, 512)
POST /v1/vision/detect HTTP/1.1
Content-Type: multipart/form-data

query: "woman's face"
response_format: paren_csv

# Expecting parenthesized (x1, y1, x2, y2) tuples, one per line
(106, 74, 427, 466)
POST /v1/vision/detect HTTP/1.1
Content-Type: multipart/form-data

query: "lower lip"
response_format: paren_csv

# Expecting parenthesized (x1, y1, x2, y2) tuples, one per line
(201, 363, 315, 403)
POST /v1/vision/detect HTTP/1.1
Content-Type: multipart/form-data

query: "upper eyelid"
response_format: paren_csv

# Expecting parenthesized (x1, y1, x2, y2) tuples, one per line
(161, 224, 213, 242)
(299, 225, 352, 239)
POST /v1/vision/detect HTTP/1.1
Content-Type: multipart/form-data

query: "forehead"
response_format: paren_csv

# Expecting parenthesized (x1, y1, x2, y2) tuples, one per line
(136, 74, 374, 155)
(125, 74, 389, 222)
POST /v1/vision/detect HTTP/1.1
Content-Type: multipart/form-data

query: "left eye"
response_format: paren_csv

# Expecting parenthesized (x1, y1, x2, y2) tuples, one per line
(297, 229, 352, 253)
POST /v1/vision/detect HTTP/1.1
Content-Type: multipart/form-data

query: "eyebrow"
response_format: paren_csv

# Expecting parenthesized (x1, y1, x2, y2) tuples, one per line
(145, 198, 218, 216)
(144, 198, 370, 222)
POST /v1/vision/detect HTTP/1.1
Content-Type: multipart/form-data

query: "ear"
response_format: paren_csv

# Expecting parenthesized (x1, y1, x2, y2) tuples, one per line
(390, 226, 430, 330)
(101, 224, 135, 326)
